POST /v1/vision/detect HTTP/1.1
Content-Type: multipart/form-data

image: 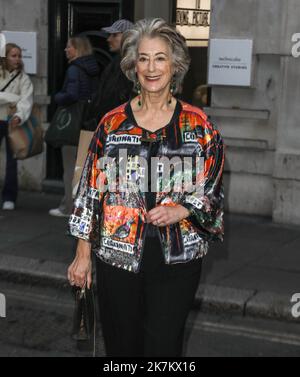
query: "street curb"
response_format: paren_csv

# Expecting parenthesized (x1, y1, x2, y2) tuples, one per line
(0, 254, 68, 288)
(0, 254, 299, 324)
(195, 284, 255, 315)
(195, 284, 300, 323)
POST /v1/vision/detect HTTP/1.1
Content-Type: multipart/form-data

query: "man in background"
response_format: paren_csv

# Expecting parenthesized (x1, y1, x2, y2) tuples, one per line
(89, 19, 134, 127)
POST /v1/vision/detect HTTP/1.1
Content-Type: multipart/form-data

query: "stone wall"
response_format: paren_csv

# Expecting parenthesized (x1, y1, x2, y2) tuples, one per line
(208, 0, 300, 224)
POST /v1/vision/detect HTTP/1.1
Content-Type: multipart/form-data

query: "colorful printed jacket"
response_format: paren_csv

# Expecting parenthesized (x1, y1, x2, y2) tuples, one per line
(69, 100, 225, 273)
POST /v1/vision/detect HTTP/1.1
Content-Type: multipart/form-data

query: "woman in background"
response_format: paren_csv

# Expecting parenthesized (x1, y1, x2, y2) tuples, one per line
(0, 43, 33, 211)
(49, 36, 99, 217)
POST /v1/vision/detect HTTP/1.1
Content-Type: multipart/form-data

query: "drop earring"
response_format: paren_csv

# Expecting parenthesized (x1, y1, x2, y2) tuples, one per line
(136, 81, 142, 107)
(168, 77, 176, 105)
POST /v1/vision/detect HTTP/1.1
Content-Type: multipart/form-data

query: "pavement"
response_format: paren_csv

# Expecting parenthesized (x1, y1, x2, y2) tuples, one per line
(0, 190, 300, 324)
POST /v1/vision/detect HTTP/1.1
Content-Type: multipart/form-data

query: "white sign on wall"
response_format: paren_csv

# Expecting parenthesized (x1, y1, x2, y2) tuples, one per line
(1, 31, 37, 75)
(208, 39, 253, 86)
(0, 293, 6, 318)
(0, 33, 6, 57)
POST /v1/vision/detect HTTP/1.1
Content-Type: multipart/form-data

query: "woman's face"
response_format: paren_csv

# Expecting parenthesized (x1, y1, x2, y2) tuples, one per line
(136, 37, 174, 95)
(65, 41, 78, 61)
(6, 48, 22, 71)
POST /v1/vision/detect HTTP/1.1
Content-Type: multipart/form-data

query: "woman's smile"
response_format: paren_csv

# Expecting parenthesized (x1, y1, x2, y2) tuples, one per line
(145, 75, 161, 82)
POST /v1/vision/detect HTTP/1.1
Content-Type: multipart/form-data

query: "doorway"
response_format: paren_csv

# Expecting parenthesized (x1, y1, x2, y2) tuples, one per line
(47, 0, 134, 181)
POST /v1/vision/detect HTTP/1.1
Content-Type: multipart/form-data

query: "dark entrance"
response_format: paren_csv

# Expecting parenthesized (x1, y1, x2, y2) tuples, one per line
(46, 0, 134, 183)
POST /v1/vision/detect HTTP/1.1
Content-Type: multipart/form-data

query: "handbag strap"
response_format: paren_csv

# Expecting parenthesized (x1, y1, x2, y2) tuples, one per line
(0, 71, 21, 92)
(91, 285, 96, 358)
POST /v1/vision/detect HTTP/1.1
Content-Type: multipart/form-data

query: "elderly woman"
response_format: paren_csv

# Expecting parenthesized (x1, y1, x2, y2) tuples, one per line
(68, 18, 224, 357)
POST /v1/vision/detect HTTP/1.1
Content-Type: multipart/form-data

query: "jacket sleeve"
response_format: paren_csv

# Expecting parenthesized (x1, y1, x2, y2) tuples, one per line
(69, 122, 107, 244)
(54, 66, 80, 106)
(181, 120, 225, 242)
(0, 92, 20, 105)
(14, 73, 33, 124)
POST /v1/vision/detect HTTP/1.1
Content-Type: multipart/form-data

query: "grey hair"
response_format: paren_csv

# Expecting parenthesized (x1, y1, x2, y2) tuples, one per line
(120, 18, 190, 94)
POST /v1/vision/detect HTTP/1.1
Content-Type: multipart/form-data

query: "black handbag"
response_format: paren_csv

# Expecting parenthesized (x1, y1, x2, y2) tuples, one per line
(45, 100, 89, 148)
(72, 285, 96, 342)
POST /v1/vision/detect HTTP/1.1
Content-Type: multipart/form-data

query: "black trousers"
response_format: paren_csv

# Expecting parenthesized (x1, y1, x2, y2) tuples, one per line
(0, 121, 18, 203)
(95, 236, 202, 357)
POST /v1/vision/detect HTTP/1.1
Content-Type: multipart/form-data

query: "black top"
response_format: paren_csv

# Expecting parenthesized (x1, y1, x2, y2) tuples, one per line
(126, 100, 182, 237)
(55, 55, 100, 106)
(93, 54, 133, 125)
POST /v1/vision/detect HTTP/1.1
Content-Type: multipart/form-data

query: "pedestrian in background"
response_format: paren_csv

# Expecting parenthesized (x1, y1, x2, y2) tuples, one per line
(49, 36, 100, 217)
(0, 43, 33, 211)
(193, 84, 209, 108)
(68, 18, 224, 357)
(88, 19, 134, 127)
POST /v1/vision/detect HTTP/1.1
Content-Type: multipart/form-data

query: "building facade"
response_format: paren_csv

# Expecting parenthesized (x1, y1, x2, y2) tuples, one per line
(208, 0, 300, 225)
(0, 0, 299, 225)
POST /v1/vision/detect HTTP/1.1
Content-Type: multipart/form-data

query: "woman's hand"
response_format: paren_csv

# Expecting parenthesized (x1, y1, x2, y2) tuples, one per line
(9, 116, 21, 129)
(67, 239, 92, 288)
(146, 205, 190, 227)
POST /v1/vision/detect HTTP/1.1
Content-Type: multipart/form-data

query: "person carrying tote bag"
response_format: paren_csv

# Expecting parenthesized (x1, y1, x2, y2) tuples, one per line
(1, 75, 42, 161)
(45, 98, 88, 148)
(7, 102, 44, 160)
(47, 36, 100, 218)
(0, 43, 34, 211)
